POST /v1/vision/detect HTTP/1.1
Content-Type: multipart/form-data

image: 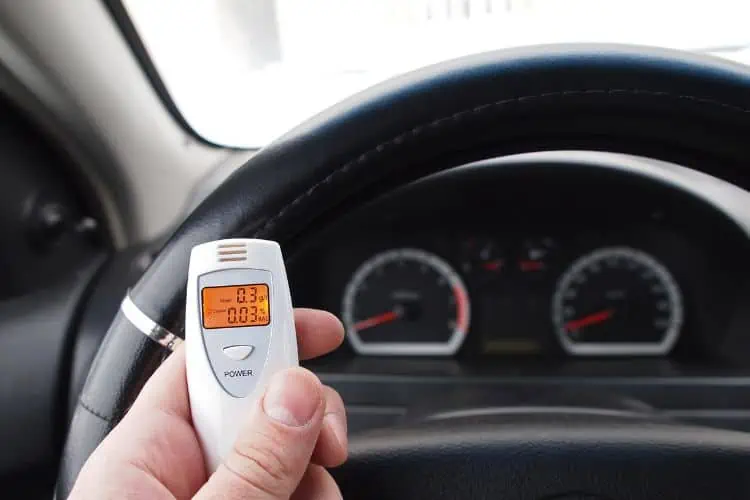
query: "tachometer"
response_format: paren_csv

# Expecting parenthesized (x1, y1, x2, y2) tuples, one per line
(342, 248, 470, 356)
(552, 247, 683, 356)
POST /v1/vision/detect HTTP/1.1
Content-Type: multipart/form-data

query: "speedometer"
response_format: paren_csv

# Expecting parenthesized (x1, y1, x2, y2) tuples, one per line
(552, 247, 683, 356)
(342, 248, 470, 356)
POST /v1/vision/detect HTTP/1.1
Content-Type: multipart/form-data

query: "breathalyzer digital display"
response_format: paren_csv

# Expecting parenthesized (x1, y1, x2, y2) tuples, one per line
(201, 283, 270, 329)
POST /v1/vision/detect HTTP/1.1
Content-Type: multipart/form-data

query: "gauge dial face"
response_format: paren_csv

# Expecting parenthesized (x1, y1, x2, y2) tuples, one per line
(342, 248, 470, 356)
(552, 247, 683, 356)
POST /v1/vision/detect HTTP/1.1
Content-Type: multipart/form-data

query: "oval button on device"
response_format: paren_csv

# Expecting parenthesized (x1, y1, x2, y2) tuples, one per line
(222, 345, 254, 361)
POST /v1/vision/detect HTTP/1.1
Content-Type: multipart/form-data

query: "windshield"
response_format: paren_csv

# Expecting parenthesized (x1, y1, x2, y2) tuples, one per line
(123, 0, 750, 148)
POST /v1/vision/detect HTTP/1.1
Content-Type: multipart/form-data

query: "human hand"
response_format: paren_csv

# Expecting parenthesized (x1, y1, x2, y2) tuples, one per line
(69, 308, 347, 499)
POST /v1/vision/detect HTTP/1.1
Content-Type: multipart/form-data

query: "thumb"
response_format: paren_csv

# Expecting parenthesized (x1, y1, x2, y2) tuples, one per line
(195, 367, 326, 499)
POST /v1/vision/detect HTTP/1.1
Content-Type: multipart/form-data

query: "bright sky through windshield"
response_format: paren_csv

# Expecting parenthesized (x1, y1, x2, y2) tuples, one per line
(124, 0, 750, 148)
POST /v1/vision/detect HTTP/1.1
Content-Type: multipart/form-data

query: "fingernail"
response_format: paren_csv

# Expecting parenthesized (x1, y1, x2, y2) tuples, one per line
(263, 369, 320, 427)
(325, 412, 347, 448)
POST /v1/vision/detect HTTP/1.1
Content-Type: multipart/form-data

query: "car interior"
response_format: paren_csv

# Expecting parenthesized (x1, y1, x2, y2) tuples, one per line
(5, 1, 750, 498)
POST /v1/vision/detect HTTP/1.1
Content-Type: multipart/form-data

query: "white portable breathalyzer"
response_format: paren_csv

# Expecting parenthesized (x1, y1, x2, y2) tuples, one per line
(185, 239, 298, 472)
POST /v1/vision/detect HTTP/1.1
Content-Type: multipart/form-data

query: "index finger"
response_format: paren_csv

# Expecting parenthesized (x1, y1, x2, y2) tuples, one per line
(295, 308, 345, 360)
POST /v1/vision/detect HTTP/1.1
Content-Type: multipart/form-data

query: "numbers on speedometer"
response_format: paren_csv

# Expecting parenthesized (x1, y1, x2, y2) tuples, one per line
(342, 248, 470, 356)
(552, 247, 683, 356)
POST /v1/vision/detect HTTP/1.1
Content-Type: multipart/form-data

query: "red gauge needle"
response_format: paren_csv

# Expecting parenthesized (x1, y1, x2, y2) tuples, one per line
(565, 309, 614, 331)
(354, 310, 401, 331)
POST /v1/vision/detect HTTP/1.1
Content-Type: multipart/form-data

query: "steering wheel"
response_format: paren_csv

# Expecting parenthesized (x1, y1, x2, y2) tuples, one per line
(58, 44, 750, 499)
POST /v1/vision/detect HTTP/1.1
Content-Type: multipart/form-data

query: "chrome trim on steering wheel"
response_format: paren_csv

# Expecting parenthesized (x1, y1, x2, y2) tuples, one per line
(120, 294, 183, 351)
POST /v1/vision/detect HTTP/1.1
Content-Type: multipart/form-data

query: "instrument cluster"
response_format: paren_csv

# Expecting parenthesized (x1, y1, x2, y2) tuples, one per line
(340, 240, 683, 358)
(289, 158, 750, 364)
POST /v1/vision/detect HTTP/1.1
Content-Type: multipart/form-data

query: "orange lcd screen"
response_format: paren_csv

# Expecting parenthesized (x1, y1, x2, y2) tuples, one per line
(201, 283, 270, 329)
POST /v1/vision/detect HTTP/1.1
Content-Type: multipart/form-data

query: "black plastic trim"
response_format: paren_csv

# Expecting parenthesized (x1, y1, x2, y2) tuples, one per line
(0, 51, 126, 246)
(320, 372, 750, 434)
(0, 255, 104, 476)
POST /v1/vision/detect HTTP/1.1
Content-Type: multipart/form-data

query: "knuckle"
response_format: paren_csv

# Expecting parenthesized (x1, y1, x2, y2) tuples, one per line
(225, 429, 292, 496)
(323, 385, 345, 413)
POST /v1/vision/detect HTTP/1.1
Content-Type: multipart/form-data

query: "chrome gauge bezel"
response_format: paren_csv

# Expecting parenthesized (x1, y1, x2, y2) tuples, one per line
(552, 246, 683, 356)
(342, 248, 471, 356)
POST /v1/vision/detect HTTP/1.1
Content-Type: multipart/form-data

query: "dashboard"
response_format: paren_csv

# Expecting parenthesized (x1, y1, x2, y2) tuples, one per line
(290, 155, 750, 370)
(0, 95, 110, 300)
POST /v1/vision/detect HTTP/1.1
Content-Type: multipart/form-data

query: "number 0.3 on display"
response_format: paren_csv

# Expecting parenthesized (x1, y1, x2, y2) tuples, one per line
(201, 283, 271, 329)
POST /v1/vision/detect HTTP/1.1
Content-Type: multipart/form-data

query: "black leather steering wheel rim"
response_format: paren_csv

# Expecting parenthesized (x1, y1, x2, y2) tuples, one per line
(59, 44, 750, 498)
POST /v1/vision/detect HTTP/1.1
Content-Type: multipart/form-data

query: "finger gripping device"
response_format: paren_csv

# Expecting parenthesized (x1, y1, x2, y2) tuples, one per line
(186, 239, 298, 472)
